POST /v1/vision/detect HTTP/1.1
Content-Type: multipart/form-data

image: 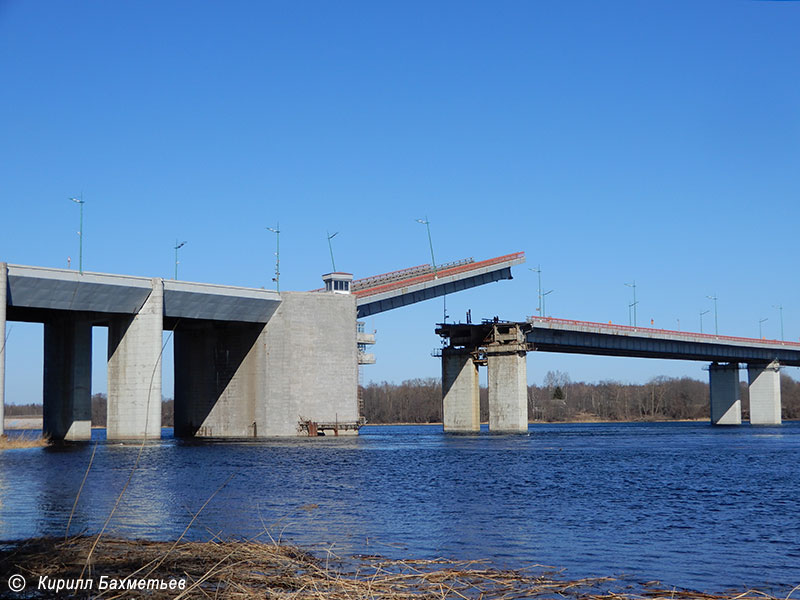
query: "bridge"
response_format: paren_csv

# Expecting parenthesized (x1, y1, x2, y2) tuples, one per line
(351, 253, 525, 318)
(436, 317, 800, 433)
(0, 252, 525, 440)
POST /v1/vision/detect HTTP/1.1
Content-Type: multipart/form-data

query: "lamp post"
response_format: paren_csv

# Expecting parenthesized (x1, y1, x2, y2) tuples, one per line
(759, 317, 768, 339)
(266, 224, 280, 292)
(416, 217, 446, 321)
(415, 217, 437, 278)
(327, 231, 338, 272)
(69, 195, 85, 274)
(173, 240, 187, 280)
(625, 280, 638, 326)
(706, 295, 718, 335)
(700, 309, 710, 334)
(773, 304, 784, 341)
(542, 289, 554, 318)
(530, 266, 542, 316)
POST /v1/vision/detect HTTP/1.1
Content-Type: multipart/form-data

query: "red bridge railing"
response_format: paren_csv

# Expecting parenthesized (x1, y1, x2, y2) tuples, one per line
(528, 316, 800, 348)
(354, 252, 525, 299)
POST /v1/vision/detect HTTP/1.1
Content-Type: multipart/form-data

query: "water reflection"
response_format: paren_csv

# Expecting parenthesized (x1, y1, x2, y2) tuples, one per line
(0, 423, 799, 593)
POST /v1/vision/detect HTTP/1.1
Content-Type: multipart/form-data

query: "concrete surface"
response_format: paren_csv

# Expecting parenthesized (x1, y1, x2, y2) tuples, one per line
(43, 314, 92, 440)
(107, 278, 163, 439)
(442, 348, 480, 433)
(748, 361, 782, 425)
(487, 347, 528, 433)
(709, 362, 742, 425)
(261, 292, 359, 436)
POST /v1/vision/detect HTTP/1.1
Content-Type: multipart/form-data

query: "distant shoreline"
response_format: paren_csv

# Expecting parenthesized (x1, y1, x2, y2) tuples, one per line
(7, 417, 796, 434)
(364, 418, 712, 426)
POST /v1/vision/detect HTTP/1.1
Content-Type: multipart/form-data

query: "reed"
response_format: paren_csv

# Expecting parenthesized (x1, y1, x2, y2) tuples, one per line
(0, 431, 48, 450)
(0, 536, 788, 600)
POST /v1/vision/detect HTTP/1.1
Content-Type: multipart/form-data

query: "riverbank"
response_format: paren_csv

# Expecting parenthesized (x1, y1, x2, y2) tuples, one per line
(0, 536, 788, 600)
(0, 431, 47, 449)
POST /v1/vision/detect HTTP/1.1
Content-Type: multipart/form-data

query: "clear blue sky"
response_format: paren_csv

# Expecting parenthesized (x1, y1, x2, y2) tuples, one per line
(2, 1, 799, 403)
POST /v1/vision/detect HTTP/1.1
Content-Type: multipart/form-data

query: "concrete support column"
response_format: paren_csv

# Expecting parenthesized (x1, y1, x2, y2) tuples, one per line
(442, 347, 480, 433)
(748, 360, 782, 425)
(43, 314, 92, 440)
(107, 278, 163, 439)
(0, 262, 6, 437)
(709, 362, 741, 425)
(174, 322, 264, 438)
(486, 346, 528, 433)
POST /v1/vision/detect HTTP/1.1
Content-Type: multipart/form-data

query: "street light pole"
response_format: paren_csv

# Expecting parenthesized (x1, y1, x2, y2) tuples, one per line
(69, 195, 85, 274)
(327, 231, 339, 272)
(700, 309, 710, 334)
(625, 281, 638, 326)
(415, 217, 437, 278)
(542, 289, 554, 318)
(173, 240, 187, 280)
(266, 224, 280, 292)
(773, 304, 784, 341)
(759, 317, 768, 339)
(530, 266, 542, 316)
(707, 295, 718, 335)
(416, 217, 445, 321)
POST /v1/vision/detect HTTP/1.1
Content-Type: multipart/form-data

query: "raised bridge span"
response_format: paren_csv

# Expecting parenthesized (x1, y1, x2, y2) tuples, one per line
(436, 317, 798, 434)
(1, 252, 524, 440)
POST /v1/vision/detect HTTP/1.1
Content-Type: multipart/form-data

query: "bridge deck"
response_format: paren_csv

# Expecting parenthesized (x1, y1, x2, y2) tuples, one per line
(354, 252, 525, 318)
(5, 264, 281, 324)
(527, 316, 800, 366)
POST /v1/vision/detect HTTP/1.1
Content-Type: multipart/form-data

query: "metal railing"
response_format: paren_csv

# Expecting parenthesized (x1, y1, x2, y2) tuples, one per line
(527, 316, 800, 348)
(350, 257, 475, 292)
(354, 252, 525, 299)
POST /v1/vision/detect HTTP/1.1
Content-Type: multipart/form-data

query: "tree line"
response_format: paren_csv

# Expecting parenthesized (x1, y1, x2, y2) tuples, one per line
(8, 373, 800, 426)
(361, 372, 800, 424)
(3, 395, 175, 427)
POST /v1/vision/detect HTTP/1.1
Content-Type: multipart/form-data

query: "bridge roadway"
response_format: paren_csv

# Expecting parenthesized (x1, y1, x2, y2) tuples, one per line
(352, 252, 525, 318)
(436, 317, 797, 434)
(1, 252, 525, 440)
(526, 316, 800, 366)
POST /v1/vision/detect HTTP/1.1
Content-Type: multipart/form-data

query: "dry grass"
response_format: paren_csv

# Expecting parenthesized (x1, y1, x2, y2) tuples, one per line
(0, 536, 790, 600)
(0, 432, 48, 450)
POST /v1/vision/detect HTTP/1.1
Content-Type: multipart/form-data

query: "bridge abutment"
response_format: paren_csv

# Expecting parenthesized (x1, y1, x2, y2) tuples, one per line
(107, 278, 163, 439)
(442, 347, 480, 433)
(174, 322, 264, 438)
(709, 362, 741, 425)
(261, 292, 360, 436)
(747, 361, 781, 425)
(43, 314, 92, 440)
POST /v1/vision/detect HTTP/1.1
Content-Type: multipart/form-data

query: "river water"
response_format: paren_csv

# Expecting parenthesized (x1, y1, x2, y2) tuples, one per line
(1, 422, 798, 593)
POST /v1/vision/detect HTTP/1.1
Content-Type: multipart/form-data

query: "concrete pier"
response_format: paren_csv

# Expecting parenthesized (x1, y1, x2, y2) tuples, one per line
(261, 292, 359, 436)
(107, 278, 163, 439)
(174, 322, 265, 438)
(174, 290, 359, 438)
(748, 360, 781, 425)
(442, 347, 480, 433)
(487, 345, 528, 433)
(43, 314, 92, 440)
(709, 362, 741, 425)
(436, 322, 530, 434)
(0, 263, 6, 437)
